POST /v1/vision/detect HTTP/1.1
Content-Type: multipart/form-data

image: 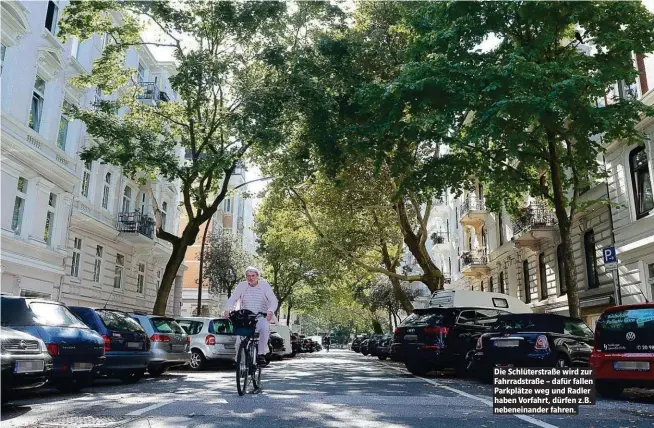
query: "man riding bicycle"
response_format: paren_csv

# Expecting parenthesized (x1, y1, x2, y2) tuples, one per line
(223, 267, 278, 367)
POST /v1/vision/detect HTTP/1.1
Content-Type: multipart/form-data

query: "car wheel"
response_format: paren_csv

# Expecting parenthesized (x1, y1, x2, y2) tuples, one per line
(405, 360, 430, 376)
(120, 370, 145, 384)
(148, 366, 166, 377)
(290, 351, 297, 357)
(596, 380, 624, 399)
(555, 355, 571, 368)
(378, 355, 387, 361)
(190, 350, 206, 371)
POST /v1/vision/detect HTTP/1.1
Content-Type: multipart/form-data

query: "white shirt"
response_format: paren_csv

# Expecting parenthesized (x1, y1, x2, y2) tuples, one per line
(241, 284, 268, 315)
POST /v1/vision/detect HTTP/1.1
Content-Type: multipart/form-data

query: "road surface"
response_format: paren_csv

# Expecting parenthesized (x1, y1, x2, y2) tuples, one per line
(2, 349, 654, 427)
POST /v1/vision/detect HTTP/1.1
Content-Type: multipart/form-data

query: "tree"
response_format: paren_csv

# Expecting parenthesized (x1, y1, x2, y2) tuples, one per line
(398, 1, 654, 318)
(202, 230, 251, 301)
(59, 1, 344, 314)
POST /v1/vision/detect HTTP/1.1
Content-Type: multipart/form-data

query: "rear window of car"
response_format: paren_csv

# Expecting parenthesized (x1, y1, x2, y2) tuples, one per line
(597, 308, 654, 331)
(1, 298, 38, 326)
(177, 320, 204, 335)
(29, 302, 88, 328)
(209, 319, 233, 334)
(97, 310, 144, 333)
(491, 315, 563, 333)
(402, 309, 453, 326)
(151, 317, 185, 334)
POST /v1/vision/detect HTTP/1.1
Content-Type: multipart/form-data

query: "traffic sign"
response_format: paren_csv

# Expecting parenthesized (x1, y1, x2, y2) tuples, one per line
(603, 246, 617, 264)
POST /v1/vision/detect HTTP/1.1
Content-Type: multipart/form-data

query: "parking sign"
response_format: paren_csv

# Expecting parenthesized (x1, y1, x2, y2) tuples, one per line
(603, 246, 617, 270)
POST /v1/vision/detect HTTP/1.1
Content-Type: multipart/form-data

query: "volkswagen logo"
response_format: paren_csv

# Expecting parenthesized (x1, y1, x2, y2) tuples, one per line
(19, 340, 28, 349)
(626, 331, 636, 341)
(407, 328, 415, 333)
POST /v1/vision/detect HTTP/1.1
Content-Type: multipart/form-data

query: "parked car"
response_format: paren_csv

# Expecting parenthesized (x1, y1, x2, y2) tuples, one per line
(268, 331, 285, 359)
(471, 313, 594, 381)
(590, 303, 654, 398)
(351, 337, 363, 353)
(69, 307, 150, 383)
(376, 334, 393, 360)
(129, 314, 190, 376)
(303, 337, 316, 353)
(175, 317, 236, 370)
(427, 290, 532, 314)
(360, 339, 371, 356)
(290, 333, 300, 356)
(395, 306, 514, 376)
(1, 327, 53, 403)
(270, 324, 293, 357)
(1, 297, 105, 392)
(368, 334, 385, 357)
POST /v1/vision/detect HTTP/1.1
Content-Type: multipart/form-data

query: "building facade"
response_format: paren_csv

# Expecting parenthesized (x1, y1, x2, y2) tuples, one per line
(1, 0, 185, 315)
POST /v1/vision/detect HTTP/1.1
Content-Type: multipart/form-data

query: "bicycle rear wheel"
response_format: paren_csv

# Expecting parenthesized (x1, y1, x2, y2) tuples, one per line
(236, 340, 249, 396)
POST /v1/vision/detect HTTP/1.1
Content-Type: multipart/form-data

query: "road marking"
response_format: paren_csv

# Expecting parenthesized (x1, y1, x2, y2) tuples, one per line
(126, 401, 170, 416)
(382, 363, 559, 428)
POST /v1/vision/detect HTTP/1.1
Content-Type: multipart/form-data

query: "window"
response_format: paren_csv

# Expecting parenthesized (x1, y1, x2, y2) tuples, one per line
(29, 76, 45, 132)
(161, 202, 168, 231)
(557, 244, 567, 296)
(122, 186, 132, 212)
(539, 253, 547, 300)
(1, 44, 6, 75)
(100, 32, 110, 50)
(71, 237, 82, 277)
(45, 1, 59, 35)
(456, 310, 477, 326)
(490, 276, 494, 293)
(584, 230, 599, 289)
(57, 101, 72, 150)
(155, 270, 161, 291)
(480, 280, 484, 292)
(137, 262, 146, 293)
(137, 62, 145, 84)
(139, 193, 146, 213)
(498, 211, 504, 246)
(102, 173, 111, 209)
(81, 160, 92, 198)
(70, 37, 80, 60)
(523, 260, 531, 303)
(499, 271, 505, 294)
(93, 87, 102, 109)
(12, 177, 28, 234)
(564, 319, 593, 338)
(475, 309, 501, 327)
(225, 198, 231, 213)
(114, 254, 124, 289)
(455, 207, 458, 228)
(630, 147, 654, 219)
(92, 245, 103, 283)
(20, 289, 51, 299)
(44, 193, 57, 245)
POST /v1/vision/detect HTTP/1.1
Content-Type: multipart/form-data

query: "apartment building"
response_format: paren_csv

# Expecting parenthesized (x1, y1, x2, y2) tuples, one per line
(179, 167, 258, 317)
(1, 0, 185, 315)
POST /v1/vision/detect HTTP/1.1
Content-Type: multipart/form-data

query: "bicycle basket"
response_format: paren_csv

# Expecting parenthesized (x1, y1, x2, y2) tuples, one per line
(230, 309, 257, 336)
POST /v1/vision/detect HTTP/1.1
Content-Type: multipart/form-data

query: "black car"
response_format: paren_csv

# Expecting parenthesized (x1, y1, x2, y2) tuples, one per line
(1, 327, 53, 403)
(360, 339, 371, 356)
(268, 331, 285, 359)
(69, 307, 151, 384)
(351, 337, 363, 352)
(367, 334, 385, 357)
(471, 313, 594, 380)
(1, 297, 105, 392)
(395, 307, 511, 376)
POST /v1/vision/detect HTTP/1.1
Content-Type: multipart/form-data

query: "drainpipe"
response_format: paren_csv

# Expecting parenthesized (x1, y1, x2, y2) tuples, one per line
(602, 151, 621, 306)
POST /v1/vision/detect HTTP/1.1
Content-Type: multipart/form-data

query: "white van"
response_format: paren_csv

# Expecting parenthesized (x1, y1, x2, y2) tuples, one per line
(270, 324, 293, 357)
(427, 290, 532, 314)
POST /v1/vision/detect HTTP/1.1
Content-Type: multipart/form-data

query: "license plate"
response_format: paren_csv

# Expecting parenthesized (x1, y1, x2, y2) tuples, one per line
(614, 361, 650, 371)
(404, 335, 418, 342)
(494, 340, 519, 348)
(171, 345, 185, 352)
(127, 342, 142, 349)
(72, 362, 93, 372)
(224, 344, 235, 349)
(14, 360, 45, 374)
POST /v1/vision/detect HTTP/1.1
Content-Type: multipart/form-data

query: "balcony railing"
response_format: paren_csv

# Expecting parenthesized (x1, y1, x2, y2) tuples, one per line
(431, 231, 449, 245)
(460, 197, 485, 217)
(136, 82, 166, 102)
(117, 212, 155, 239)
(461, 250, 488, 269)
(512, 203, 558, 236)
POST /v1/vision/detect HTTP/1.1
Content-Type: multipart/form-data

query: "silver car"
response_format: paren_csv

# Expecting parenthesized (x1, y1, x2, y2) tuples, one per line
(129, 314, 190, 376)
(176, 317, 236, 370)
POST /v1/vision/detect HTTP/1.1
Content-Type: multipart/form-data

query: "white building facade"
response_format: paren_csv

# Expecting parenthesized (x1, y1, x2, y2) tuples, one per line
(1, 0, 185, 315)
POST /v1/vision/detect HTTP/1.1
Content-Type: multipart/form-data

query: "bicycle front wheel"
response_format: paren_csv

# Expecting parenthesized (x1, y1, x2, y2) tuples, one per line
(251, 343, 262, 390)
(236, 340, 249, 396)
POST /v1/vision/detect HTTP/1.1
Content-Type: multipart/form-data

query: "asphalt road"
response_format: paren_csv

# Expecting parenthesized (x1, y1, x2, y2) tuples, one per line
(2, 349, 654, 427)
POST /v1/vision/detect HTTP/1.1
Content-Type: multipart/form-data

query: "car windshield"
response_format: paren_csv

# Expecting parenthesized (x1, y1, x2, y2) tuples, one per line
(97, 310, 144, 333)
(491, 315, 562, 333)
(29, 302, 88, 328)
(402, 309, 451, 326)
(210, 319, 233, 334)
(151, 317, 185, 334)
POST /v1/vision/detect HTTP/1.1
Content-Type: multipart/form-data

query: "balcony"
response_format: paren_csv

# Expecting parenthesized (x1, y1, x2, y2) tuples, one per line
(511, 203, 559, 251)
(459, 197, 488, 231)
(118, 212, 155, 243)
(461, 250, 490, 278)
(136, 82, 168, 103)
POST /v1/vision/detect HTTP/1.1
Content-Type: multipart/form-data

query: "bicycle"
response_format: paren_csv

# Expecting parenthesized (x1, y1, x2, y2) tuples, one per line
(230, 309, 268, 396)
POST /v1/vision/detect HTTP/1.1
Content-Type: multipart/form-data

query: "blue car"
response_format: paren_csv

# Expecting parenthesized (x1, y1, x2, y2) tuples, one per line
(0, 297, 105, 392)
(69, 307, 150, 383)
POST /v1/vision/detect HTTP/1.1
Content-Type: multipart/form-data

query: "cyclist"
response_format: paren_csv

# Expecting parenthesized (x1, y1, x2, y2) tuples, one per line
(323, 335, 331, 352)
(224, 267, 278, 367)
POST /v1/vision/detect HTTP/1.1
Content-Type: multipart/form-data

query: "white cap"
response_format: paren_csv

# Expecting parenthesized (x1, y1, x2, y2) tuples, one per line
(245, 266, 260, 276)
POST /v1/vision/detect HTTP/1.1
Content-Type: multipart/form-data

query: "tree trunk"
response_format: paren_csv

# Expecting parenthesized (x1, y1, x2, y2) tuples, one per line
(371, 319, 383, 334)
(395, 201, 443, 293)
(547, 131, 581, 319)
(153, 237, 194, 315)
(388, 306, 393, 332)
(286, 304, 292, 327)
(196, 217, 212, 316)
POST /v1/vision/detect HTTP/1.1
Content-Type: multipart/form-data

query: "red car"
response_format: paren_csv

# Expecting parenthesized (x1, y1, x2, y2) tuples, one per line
(590, 303, 654, 398)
